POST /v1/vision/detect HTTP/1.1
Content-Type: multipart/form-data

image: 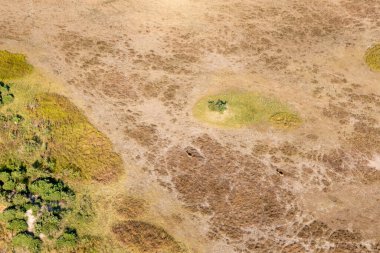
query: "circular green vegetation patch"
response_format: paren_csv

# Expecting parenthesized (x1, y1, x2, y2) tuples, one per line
(193, 91, 301, 128)
(365, 44, 380, 72)
(0, 50, 33, 79)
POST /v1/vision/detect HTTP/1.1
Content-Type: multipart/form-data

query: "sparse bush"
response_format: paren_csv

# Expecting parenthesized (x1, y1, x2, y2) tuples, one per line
(208, 99, 228, 113)
(0, 81, 14, 106)
(12, 233, 42, 253)
(77, 235, 105, 252)
(56, 228, 79, 249)
(76, 194, 94, 222)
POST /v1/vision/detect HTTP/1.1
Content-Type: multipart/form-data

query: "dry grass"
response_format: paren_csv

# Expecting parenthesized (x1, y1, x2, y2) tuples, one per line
(114, 195, 147, 219)
(112, 220, 186, 253)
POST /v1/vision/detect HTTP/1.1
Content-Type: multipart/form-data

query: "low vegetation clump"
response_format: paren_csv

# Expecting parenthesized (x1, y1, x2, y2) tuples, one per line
(0, 50, 33, 79)
(208, 99, 227, 113)
(12, 233, 42, 253)
(193, 91, 301, 128)
(364, 44, 380, 72)
(0, 81, 14, 106)
(270, 112, 302, 128)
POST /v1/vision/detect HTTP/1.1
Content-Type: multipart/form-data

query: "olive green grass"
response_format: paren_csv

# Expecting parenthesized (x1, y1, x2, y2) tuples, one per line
(0, 50, 33, 79)
(193, 91, 301, 128)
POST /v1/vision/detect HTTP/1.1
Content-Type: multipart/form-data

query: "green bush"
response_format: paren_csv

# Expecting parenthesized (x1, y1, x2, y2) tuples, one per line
(56, 228, 79, 249)
(2, 180, 16, 191)
(0, 208, 25, 222)
(35, 212, 61, 237)
(11, 170, 27, 182)
(24, 203, 41, 214)
(12, 233, 42, 253)
(7, 219, 28, 233)
(11, 193, 30, 205)
(29, 177, 74, 202)
(0, 171, 11, 182)
(208, 99, 228, 113)
(0, 81, 14, 106)
(15, 183, 27, 192)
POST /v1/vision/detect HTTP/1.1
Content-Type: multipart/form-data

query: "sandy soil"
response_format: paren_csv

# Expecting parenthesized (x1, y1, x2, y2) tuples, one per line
(1, 0, 380, 252)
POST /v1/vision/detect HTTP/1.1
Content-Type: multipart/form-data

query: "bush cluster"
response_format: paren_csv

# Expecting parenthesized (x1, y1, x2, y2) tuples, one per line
(0, 162, 78, 252)
(208, 99, 228, 113)
(0, 53, 107, 252)
(0, 81, 14, 106)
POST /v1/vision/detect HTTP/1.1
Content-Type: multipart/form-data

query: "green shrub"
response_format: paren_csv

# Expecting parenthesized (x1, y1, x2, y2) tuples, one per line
(208, 99, 227, 113)
(12, 233, 41, 253)
(2, 180, 16, 191)
(7, 219, 28, 233)
(35, 212, 61, 237)
(11, 193, 30, 205)
(29, 177, 74, 202)
(0, 81, 10, 91)
(56, 228, 79, 249)
(0, 171, 11, 182)
(0, 81, 14, 106)
(11, 170, 27, 182)
(24, 203, 41, 214)
(0, 208, 25, 222)
(76, 194, 94, 222)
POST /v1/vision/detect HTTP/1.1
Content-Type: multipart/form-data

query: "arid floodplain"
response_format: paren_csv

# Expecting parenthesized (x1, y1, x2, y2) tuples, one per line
(0, 0, 379, 252)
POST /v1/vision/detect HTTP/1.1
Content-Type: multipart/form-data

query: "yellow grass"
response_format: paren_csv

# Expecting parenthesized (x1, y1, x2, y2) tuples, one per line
(33, 93, 123, 182)
(0, 50, 33, 79)
(365, 44, 380, 72)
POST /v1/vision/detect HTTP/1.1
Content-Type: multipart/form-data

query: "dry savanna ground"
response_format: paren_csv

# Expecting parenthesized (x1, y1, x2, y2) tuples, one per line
(0, 0, 379, 252)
